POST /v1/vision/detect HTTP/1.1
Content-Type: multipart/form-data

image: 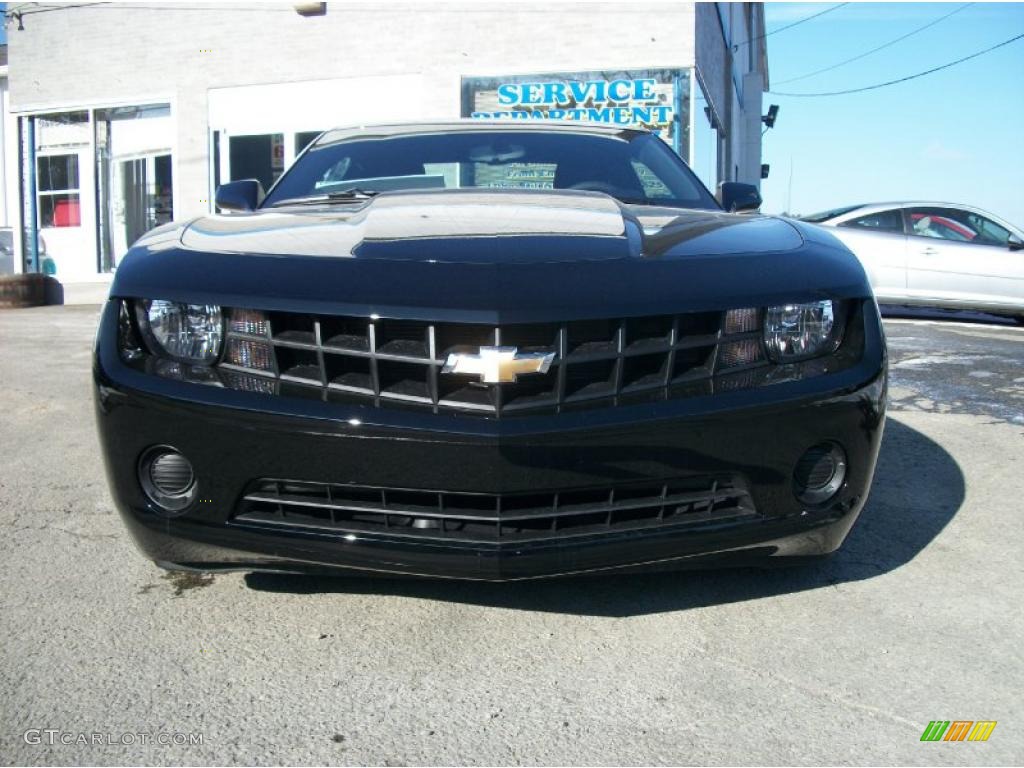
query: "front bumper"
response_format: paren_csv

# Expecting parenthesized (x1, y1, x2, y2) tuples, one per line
(94, 300, 887, 581)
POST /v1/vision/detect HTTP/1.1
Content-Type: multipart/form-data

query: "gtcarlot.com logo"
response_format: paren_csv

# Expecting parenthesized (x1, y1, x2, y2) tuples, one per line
(23, 729, 203, 747)
(920, 721, 997, 742)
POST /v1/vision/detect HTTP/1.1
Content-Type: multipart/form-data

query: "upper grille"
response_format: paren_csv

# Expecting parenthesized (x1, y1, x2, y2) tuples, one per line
(232, 475, 758, 545)
(217, 309, 768, 417)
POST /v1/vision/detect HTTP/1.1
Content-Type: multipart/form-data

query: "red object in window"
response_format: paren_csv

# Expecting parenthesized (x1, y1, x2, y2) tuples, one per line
(910, 213, 975, 240)
(53, 198, 81, 227)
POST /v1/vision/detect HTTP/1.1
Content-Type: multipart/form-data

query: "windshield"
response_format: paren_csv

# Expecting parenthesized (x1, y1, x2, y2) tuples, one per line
(262, 129, 719, 210)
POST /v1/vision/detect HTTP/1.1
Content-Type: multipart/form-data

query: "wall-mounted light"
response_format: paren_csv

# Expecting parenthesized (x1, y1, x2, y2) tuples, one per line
(762, 104, 779, 129)
(761, 164, 771, 179)
(294, 2, 326, 16)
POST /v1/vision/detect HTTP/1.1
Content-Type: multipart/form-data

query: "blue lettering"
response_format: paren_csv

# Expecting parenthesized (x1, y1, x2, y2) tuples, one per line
(631, 106, 653, 123)
(522, 83, 543, 104)
(542, 82, 568, 105)
(612, 107, 631, 123)
(609, 79, 633, 102)
(635, 79, 656, 100)
(497, 84, 519, 106)
(568, 80, 599, 103)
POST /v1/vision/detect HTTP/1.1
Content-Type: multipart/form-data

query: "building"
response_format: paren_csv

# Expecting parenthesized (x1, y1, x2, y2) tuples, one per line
(1, 44, 16, 275)
(5, 1, 769, 284)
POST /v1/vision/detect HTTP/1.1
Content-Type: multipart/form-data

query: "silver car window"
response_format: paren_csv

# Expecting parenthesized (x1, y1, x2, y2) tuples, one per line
(840, 210, 904, 233)
(907, 207, 1009, 247)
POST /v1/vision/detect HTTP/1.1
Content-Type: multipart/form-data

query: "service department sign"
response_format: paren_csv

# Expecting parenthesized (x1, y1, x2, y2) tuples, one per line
(461, 68, 691, 160)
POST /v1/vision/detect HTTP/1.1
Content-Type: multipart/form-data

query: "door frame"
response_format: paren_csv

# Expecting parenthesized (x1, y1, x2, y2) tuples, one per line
(12, 95, 176, 277)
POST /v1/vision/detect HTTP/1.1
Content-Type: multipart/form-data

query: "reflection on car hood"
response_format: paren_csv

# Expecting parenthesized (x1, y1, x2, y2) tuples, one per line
(174, 189, 804, 263)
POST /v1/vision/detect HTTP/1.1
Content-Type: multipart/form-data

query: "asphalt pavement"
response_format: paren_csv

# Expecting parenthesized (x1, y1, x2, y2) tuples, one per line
(1, 305, 1021, 766)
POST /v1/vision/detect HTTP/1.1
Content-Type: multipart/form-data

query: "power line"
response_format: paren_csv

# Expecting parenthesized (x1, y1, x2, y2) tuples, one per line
(769, 31, 1024, 97)
(734, 3, 849, 51)
(10, 2, 108, 16)
(775, 3, 974, 85)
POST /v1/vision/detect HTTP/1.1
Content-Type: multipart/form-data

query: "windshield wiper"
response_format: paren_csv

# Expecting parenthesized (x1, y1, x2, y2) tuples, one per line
(269, 188, 380, 207)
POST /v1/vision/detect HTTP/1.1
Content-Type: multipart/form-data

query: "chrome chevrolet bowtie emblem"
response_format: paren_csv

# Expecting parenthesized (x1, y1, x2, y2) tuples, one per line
(442, 346, 556, 384)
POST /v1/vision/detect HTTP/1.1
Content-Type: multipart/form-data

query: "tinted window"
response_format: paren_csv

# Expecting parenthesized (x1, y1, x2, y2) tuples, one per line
(38, 154, 79, 191)
(263, 130, 718, 210)
(295, 131, 324, 156)
(840, 210, 904, 233)
(229, 134, 283, 192)
(37, 154, 81, 229)
(906, 207, 1011, 246)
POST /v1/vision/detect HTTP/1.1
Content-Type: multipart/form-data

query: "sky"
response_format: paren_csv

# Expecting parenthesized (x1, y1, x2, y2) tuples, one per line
(758, 1, 1024, 227)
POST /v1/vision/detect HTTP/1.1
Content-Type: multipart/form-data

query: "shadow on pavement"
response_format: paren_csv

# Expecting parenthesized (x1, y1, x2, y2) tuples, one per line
(244, 418, 963, 616)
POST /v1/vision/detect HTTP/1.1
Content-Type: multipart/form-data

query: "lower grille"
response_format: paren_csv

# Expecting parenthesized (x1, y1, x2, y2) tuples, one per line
(231, 476, 758, 544)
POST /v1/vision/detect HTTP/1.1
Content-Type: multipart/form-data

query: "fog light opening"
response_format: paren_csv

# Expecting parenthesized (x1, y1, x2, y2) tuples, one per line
(794, 442, 847, 506)
(138, 447, 197, 514)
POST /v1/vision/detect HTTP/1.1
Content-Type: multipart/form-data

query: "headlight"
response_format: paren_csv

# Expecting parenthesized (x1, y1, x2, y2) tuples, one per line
(135, 300, 224, 364)
(764, 300, 841, 362)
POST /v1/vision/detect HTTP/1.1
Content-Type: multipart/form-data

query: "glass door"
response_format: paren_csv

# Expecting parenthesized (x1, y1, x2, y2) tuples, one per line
(36, 147, 94, 279)
(95, 103, 174, 271)
(30, 111, 96, 280)
(111, 153, 173, 265)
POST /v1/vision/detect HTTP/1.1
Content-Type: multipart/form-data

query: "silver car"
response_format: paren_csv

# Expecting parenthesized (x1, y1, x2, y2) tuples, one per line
(802, 202, 1024, 322)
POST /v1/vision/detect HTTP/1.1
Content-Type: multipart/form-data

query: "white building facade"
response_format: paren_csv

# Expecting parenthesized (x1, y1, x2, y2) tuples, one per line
(5, 1, 769, 282)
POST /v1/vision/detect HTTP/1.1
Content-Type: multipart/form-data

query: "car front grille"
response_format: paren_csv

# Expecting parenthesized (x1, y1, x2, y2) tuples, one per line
(231, 476, 758, 545)
(216, 309, 769, 417)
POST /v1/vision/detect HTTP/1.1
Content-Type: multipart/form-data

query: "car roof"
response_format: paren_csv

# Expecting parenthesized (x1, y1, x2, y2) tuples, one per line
(314, 119, 649, 146)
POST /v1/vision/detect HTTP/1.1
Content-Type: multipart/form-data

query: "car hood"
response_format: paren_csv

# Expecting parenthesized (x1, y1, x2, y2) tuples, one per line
(119, 190, 869, 322)
(173, 189, 804, 263)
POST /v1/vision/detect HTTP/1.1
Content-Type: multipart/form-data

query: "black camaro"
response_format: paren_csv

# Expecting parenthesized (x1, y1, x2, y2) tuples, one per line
(94, 121, 887, 581)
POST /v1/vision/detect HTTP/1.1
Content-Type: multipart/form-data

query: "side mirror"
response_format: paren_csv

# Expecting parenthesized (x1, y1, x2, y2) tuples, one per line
(717, 182, 762, 214)
(215, 179, 265, 212)
(1008, 234, 1023, 252)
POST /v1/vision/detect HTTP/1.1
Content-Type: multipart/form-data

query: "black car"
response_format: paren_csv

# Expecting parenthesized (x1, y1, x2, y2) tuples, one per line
(94, 121, 887, 581)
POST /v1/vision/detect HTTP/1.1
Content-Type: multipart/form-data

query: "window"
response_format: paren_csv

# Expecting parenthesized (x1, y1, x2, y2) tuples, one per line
(264, 131, 718, 210)
(229, 133, 284, 192)
(37, 154, 81, 228)
(906, 207, 1010, 246)
(965, 212, 1012, 247)
(840, 210, 904, 233)
(295, 131, 324, 157)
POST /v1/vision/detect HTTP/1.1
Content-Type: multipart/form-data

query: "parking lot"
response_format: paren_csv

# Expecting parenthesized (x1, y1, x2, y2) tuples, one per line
(1, 304, 1022, 766)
